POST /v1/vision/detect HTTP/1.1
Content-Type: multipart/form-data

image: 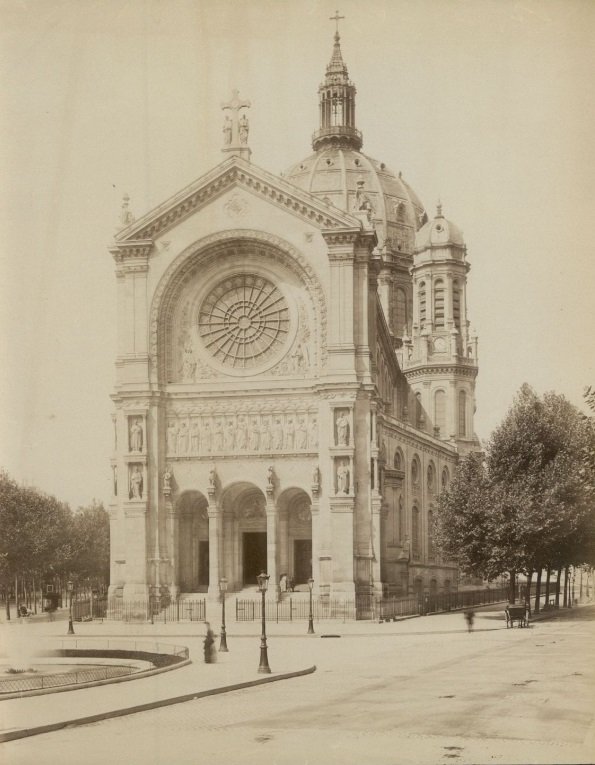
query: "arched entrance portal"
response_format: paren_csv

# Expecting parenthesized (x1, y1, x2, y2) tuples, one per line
(279, 489, 312, 587)
(222, 484, 268, 588)
(177, 491, 209, 592)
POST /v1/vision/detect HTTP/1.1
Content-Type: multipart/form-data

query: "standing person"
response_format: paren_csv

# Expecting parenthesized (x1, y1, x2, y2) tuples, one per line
(464, 609, 475, 632)
(203, 622, 217, 663)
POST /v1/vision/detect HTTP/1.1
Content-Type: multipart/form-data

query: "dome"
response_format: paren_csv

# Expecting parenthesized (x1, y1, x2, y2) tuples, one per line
(284, 147, 427, 256)
(415, 204, 465, 251)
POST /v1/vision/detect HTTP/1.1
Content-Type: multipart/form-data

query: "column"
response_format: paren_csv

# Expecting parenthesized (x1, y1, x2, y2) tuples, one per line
(207, 504, 221, 600)
(266, 502, 279, 598)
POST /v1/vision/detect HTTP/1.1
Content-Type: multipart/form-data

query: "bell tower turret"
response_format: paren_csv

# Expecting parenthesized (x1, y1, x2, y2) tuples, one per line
(403, 204, 479, 455)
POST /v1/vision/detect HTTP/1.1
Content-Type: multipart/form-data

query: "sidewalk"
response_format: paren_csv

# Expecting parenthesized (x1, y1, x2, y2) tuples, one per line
(0, 623, 315, 743)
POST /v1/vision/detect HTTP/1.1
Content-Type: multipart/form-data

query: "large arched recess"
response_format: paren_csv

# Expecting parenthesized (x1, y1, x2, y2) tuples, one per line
(220, 481, 268, 589)
(149, 230, 327, 385)
(277, 486, 312, 587)
(175, 490, 209, 592)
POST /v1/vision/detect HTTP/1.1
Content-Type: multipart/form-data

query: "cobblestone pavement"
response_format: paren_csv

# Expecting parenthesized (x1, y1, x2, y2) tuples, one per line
(2, 607, 594, 765)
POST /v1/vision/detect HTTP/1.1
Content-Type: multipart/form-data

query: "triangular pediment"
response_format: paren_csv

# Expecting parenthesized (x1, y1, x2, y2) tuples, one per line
(115, 156, 362, 243)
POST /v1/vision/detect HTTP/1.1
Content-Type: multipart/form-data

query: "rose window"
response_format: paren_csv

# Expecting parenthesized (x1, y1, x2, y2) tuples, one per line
(198, 274, 290, 368)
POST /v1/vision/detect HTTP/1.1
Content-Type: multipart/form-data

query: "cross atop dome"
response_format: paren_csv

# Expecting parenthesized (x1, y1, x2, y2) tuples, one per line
(329, 10, 345, 36)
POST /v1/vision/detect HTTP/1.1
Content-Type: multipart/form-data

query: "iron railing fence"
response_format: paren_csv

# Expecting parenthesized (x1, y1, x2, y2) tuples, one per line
(0, 665, 135, 694)
(105, 598, 206, 623)
(235, 587, 509, 622)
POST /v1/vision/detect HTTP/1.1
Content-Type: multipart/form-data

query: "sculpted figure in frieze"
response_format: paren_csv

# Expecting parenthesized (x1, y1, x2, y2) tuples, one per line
(236, 417, 248, 450)
(224, 419, 235, 451)
(213, 420, 224, 451)
(249, 418, 260, 451)
(167, 420, 179, 455)
(272, 418, 283, 450)
(178, 420, 189, 455)
(260, 418, 271, 451)
(201, 420, 212, 453)
(284, 418, 295, 450)
(308, 418, 319, 449)
(296, 418, 307, 450)
(190, 420, 200, 454)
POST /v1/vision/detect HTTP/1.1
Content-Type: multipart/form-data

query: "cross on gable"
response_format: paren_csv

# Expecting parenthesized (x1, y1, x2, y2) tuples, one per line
(221, 89, 251, 120)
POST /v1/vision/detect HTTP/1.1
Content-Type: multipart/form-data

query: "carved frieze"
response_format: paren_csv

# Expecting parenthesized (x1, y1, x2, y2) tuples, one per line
(165, 407, 318, 457)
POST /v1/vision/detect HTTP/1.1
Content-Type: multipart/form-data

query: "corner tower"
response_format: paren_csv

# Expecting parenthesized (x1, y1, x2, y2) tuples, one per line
(402, 205, 479, 454)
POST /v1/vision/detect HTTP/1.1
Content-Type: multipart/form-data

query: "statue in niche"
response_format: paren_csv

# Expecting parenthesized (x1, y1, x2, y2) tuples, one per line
(130, 466, 143, 499)
(239, 113, 249, 144)
(224, 420, 235, 451)
(267, 464, 274, 488)
(249, 419, 259, 451)
(337, 461, 350, 494)
(312, 465, 320, 486)
(130, 418, 143, 452)
(296, 418, 307, 450)
(209, 465, 217, 488)
(167, 420, 179, 454)
(308, 418, 318, 449)
(163, 466, 173, 495)
(190, 421, 200, 454)
(236, 417, 248, 450)
(284, 418, 295, 450)
(177, 421, 189, 455)
(213, 420, 224, 451)
(201, 420, 212, 453)
(223, 114, 232, 145)
(272, 418, 283, 450)
(336, 411, 350, 446)
(260, 418, 271, 451)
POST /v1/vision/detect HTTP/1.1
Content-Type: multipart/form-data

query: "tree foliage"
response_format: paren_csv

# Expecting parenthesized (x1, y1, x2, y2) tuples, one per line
(435, 385, 595, 582)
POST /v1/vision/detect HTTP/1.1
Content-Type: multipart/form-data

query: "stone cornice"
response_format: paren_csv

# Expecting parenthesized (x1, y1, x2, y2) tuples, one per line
(403, 363, 478, 380)
(115, 157, 361, 243)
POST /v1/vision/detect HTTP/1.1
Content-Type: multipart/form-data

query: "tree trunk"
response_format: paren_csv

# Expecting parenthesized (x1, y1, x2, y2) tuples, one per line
(545, 566, 551, 607)
(534, 569, 542, 613)
(525, 569, 533, 615)
(555, 567, 562, 608)
(509, 570, 516, 603)
(5, 585, 10, 620)
(563, 566, 569, 607)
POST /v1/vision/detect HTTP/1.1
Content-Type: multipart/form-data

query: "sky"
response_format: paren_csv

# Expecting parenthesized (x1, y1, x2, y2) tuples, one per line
(1, 0, 594, 509)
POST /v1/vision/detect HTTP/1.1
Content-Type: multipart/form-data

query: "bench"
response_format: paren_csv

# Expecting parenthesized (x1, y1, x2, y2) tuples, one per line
(505, 604, 529, 628)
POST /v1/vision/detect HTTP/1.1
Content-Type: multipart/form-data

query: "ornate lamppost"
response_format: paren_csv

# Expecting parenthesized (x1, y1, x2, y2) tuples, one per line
(257, 571, 271, 674)
(67, 580, 75, 635)
(307, 577, 315, 634)
(219, 577, 229, 652)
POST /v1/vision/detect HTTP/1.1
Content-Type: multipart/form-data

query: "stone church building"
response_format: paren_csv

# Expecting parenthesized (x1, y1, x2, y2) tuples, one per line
(108, 27, 479, 606)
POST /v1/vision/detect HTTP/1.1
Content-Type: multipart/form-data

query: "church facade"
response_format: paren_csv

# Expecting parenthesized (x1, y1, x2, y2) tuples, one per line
(108, 28, 479, 607)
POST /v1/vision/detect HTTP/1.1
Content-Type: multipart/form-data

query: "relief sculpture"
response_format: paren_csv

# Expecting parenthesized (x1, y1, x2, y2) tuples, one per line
(165, 409, 319, 457)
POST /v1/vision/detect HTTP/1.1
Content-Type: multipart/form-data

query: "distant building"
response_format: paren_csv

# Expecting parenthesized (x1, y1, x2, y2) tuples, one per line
(108, 25, 479, 608)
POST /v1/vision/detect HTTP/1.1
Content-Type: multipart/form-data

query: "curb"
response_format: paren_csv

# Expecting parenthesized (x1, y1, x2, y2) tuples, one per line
(0, 664, 317, 743)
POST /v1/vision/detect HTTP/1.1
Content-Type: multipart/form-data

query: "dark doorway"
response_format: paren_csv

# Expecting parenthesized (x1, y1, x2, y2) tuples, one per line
(198, 541, 209, 588)
(294, 539, 312, 584)
(243, 532, 267, 585)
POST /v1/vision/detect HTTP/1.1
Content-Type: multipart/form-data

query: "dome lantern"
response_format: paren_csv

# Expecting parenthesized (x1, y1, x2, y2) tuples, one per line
(312, 14, 362, 152)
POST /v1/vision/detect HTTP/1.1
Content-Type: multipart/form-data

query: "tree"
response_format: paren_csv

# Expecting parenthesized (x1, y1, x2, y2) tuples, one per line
(435, 385, 595, 603)
(69, 501, 110, 588)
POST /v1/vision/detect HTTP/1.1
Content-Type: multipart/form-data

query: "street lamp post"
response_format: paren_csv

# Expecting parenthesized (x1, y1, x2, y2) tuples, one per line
(219, 577, 229, 652)
(67, 580, 75, 635)
(307, 577, 315, 634)
(257, 571, 271, 674)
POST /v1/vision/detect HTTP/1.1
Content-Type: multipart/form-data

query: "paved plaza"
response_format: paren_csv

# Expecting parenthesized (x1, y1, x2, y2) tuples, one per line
(1, 605, 594, 765)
